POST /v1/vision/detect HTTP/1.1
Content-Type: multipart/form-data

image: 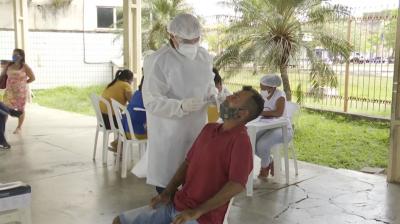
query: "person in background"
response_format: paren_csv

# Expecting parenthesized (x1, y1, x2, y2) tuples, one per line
(255, 74, 293, 179)
(2, 49, 35, 134)
(0, 102, 23, 149)
(99, 69, 133, 136)
(142, 13, 216, 194)
(208, 68, 232, 123)
(213, 68, 231, 99)
(123, 75, 147, 140)
(113, 86, 264, 224)
(110, 75, 147, 151)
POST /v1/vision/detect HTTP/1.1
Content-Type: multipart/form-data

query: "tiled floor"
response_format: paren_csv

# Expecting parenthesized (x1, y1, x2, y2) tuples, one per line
(0, 105, 399, 224)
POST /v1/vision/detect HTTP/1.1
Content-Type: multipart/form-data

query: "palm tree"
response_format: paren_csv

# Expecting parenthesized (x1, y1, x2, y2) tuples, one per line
(215, 0, 353, 101)
(142, 0, 192, 51)
(115, 0, 191, 51)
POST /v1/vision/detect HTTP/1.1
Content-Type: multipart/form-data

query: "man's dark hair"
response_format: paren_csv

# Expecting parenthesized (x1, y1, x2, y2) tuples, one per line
(213, 68, 222, 85)
(242, 85, 264, 122)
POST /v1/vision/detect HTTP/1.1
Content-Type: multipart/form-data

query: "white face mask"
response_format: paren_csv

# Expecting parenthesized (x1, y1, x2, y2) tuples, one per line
(177, 43, 199, 60)
(260, 90, 269, 99)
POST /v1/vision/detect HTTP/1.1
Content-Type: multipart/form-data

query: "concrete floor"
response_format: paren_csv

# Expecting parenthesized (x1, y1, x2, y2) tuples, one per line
(0, 105, 399, 224)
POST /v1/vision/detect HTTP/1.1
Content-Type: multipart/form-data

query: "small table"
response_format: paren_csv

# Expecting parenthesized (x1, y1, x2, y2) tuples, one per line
(245, 117, 289, 196)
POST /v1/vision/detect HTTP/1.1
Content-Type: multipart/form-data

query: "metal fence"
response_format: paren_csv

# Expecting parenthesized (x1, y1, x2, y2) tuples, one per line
(220, 6, 398, 119)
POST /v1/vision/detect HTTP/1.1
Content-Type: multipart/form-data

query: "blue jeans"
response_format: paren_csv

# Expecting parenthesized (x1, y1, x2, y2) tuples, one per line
(119, 203, 199, 224)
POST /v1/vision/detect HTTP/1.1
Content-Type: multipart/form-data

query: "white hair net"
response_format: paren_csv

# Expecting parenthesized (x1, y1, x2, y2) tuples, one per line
(260, 74, 282, 87)
(167, 13, 201, 40)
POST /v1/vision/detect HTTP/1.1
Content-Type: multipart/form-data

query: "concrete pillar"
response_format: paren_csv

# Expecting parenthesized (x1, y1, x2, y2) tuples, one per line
(13, 0, 29, 50)
(123, 0, 142, 87)
(387, 6, 400, 183)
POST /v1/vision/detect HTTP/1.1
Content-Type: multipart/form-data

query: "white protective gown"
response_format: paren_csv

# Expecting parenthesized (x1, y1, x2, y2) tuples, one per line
(142, 44, 215, 187)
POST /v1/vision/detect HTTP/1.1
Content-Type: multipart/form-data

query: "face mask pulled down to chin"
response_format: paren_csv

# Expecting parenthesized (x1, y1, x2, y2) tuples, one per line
(177, 43, 199, 60)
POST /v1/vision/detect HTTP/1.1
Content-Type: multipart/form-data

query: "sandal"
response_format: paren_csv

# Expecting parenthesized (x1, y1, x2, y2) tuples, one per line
(258, 160, 274, 179)
(258, 166, 270, 178)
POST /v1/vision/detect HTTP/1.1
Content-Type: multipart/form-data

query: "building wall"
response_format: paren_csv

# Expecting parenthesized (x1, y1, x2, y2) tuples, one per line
(0, 30, 123, 89)
(0, 0, 123, 31)
(0, 0, 125, 89)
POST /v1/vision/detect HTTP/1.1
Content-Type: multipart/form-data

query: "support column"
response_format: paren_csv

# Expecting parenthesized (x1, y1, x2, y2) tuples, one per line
(123, 0, 142, 87)
(13, 0, 29, 50)
(387, 6, 400, 183)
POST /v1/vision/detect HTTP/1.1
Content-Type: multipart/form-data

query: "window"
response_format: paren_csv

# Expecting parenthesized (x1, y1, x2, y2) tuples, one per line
(97, 7, 123, 29)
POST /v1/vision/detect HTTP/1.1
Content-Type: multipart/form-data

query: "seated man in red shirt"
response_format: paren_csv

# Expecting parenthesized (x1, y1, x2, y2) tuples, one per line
(113, 86, 264, 224)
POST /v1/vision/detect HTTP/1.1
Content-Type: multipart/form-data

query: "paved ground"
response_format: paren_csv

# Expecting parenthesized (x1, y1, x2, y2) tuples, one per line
(0, 105, 399, 224)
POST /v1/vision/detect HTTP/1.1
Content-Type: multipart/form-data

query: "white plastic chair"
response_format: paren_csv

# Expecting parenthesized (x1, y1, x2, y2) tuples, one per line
(111, 99, 147, 178)
(90, 93, 118, 164)
(223, 199, 234, 224)
(271, 102, 299, 183)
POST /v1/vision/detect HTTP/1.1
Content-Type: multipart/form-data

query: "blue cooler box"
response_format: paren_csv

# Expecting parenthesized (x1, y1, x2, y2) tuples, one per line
(0, 182, 31, 224)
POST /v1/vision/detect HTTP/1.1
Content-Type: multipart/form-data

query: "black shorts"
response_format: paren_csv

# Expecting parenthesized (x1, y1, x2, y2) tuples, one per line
(101, 113, 118, 130)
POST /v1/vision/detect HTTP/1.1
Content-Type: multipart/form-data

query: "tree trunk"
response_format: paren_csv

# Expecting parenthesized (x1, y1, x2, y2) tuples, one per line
(280, 65, 292, 101)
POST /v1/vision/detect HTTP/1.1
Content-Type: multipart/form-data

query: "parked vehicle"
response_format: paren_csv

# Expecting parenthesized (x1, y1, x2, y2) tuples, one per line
(372, 56, 386, 63)
(350, 52, 365, 64)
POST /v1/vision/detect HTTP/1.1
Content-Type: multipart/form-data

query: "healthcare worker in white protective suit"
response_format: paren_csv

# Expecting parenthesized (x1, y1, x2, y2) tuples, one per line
(142, 13, 218, 193)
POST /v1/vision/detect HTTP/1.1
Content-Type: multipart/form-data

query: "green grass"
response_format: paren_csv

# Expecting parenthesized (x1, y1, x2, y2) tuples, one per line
(32, 85, 390, 170)
(294, 110, 389, 170)
(32, 85, 104, 116)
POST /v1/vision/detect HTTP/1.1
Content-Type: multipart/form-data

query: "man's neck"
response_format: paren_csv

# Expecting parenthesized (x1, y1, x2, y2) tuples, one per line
(221, 120, 244, 132)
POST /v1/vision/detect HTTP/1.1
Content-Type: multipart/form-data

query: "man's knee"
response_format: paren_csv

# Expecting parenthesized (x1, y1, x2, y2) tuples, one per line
(112, 216, 121, 224)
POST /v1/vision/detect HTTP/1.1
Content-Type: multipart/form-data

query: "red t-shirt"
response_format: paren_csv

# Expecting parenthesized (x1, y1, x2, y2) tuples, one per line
(173, 123, 253, 224)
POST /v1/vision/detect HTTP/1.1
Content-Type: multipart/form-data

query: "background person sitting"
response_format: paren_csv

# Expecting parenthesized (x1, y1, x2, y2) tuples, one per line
(113, 86, 264, 224)
(110, 76, 147, 151)
(99, 69, 133, 132)
(123, 75, 147, 140)
(255, 74, 293, 179)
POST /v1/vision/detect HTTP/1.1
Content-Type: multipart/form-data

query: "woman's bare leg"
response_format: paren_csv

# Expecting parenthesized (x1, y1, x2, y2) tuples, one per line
(13, 112, 24, 134)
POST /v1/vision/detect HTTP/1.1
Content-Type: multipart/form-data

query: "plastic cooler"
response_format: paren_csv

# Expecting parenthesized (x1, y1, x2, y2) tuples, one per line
(0, 182, 31, 224)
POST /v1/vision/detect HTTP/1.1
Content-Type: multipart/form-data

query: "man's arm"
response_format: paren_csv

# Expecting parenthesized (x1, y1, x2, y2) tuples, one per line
(164, 160, 188, 195)
(150, 161, 188, 208)
(172, 181, 244, 224)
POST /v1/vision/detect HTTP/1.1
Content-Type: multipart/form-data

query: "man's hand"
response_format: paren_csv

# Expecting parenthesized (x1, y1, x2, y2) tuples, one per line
(149, 192, 172, 209)
(172, 209, 202, 224)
